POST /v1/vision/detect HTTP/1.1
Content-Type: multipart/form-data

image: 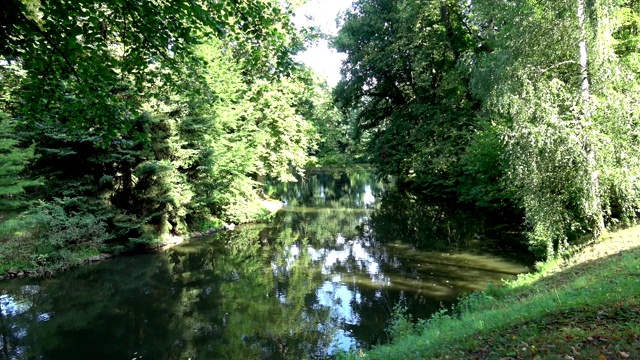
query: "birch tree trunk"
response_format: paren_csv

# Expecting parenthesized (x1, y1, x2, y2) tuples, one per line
(578, 0, 591, 101)
(577, 0, 605, 237)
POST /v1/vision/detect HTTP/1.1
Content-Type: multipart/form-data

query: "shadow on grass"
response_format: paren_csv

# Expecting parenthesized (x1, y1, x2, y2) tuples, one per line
(462, 241, 640, 359)
(466, 301, 640, 360)
(504, 240, 640, 298)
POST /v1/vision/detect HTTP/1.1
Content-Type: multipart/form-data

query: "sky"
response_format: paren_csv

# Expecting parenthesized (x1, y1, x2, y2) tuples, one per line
(292, 0, 355, 87)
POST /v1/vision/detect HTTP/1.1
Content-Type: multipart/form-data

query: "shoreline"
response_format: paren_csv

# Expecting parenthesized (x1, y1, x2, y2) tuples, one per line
(348, 225, 640, 359)
(0, 199, 284, 281)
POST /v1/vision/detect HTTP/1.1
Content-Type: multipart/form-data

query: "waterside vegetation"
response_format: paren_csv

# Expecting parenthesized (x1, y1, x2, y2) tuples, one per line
(0, 0, 349, 276)
(342, 226, 640, 359)
(334, 0, 640, 259)
(1, 0, 640, 356)
(3, 0, 640, 276)
(329, 1, 640, 354)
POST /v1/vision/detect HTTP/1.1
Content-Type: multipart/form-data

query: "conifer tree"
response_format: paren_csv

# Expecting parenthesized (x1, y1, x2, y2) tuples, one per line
(0, 114, 38, 210)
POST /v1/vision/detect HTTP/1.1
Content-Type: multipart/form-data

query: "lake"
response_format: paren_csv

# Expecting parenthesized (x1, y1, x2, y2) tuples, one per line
(0, 169, 531, 359)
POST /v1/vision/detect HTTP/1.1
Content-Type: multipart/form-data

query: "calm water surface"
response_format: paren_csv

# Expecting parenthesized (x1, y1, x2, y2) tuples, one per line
(0, 169, 532, 359)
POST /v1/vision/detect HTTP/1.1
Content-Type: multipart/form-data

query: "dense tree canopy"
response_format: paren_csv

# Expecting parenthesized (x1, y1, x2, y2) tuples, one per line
(3, 0, 640, 271)
(334, 0, 481, 197)
(336, 0, 640, 258)
(0, 0, 344, 271)
(1, 0, 302, 139)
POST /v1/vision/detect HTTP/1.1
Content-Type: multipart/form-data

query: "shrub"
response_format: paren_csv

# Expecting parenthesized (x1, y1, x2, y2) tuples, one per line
(386, 302, 416, 342)
(0, 200, 111, 275)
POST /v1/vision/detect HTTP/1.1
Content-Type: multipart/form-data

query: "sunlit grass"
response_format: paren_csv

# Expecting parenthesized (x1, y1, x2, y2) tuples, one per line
(342, 225, 640, 359)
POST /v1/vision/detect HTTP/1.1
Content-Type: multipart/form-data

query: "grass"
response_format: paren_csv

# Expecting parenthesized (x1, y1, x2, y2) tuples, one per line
(343, 226, 640, 360)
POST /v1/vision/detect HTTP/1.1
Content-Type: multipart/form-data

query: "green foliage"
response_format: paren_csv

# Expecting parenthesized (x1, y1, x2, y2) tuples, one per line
(336, 0, 640, 258)
(612, 0, 640, 72)
(245, 77, 318, 182)
(386, 301, 416, 342)
(457, 119, 512, 207)
(0, 0, 324, 261)
(26, 200, 110, 253)
(467, 0, 640, 257)
(0, 113, 39, 210)
(334, 0, 482, 197)
(0, 200, 108, 274)
(2, 0, 302, 139)
(294, 71, 352, 167)
(176, 38, 320, 226)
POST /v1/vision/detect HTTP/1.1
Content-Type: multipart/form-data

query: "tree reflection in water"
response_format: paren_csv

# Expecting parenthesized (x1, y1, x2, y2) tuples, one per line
(0, 169, 531, 359)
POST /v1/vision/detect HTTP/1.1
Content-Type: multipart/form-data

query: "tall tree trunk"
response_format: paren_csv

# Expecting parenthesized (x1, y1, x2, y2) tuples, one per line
(578, 0, 590, 101)
(121, 163, 133, 211)
(440, 3, 461, 61)
(577, 0, 605, 237)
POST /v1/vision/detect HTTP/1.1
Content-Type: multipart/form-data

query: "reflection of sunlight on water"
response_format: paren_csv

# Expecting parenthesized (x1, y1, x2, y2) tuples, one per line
(354, 185, 377, 208)
(314, 281, 361, 354)
(306, 235, 386, 282)
(1, 285, 52, 360)
(363, 185, 376, 207)
(1, 292, 31, 318)
(275, 233, 389, 353)
(327, 329, 357, 355)
(0, 172, 535, 360)
(286, 244, 300, 270)
(0, 289, 41, 358)
(271, 226, 530, 353)
(279, 235, 392, 354)
(315, 281, 361, 325)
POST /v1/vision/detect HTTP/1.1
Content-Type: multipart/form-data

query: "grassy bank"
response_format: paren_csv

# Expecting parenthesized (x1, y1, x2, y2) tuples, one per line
(345, 227, 640, 359)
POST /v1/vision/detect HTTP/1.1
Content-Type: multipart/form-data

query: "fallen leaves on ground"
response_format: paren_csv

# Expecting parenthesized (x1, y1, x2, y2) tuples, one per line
(458, 303, 640, 360)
